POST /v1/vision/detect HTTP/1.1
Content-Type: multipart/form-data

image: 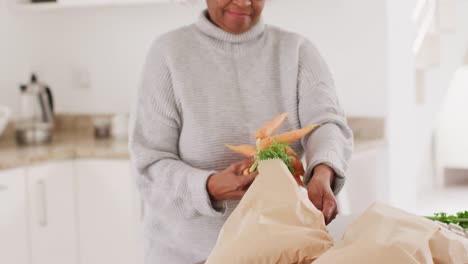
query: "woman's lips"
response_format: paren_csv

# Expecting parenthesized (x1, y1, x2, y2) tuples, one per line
(225, 10, 250, 19)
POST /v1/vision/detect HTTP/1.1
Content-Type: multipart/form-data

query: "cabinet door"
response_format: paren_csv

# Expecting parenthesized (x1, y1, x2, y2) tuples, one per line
(0, 168, 29, 264)
(27, 161, 78, 264)
(342, 147, 384, 216)
(75, 159, 141, 264)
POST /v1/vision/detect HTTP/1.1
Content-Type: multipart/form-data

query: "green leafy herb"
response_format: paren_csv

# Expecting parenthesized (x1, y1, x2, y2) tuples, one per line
(255, 141, 294, 174)
(426, 211, 468, 231)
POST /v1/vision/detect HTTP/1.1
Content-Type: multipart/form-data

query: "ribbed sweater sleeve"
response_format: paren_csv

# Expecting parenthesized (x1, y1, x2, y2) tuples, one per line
(129, 41, 225, 218)
(298, 40, 354, 194)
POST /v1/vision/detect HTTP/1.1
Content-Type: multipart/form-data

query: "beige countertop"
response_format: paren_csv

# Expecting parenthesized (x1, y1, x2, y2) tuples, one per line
(0, 114, 386, 171)
(0, 132, 129, 170)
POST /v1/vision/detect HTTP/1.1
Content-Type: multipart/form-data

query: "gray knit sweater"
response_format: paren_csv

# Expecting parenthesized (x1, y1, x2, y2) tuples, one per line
(129, 10, 353, 264)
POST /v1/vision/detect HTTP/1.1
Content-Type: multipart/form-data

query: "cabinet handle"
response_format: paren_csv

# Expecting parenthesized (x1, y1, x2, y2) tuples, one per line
(36, 180, 48, 227)
(0, 184, 7, 192)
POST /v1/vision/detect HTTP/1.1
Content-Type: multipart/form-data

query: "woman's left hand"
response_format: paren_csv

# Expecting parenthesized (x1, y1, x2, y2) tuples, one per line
(307, 164, 338, 225)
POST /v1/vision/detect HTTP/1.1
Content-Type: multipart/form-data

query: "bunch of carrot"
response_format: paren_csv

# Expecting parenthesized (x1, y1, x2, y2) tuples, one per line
(225, 113, 320, 187)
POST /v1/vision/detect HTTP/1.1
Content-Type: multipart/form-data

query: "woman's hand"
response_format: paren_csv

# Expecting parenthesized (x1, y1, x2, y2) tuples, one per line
(307, 164, 338, 225)
(207, 157, 258, 201)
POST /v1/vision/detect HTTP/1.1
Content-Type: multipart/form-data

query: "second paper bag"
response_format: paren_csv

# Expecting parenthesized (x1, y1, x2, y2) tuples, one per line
(314, 203, 468, 264)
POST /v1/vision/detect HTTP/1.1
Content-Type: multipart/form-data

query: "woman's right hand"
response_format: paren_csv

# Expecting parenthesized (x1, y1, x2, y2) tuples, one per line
(207, 157, 258, 201)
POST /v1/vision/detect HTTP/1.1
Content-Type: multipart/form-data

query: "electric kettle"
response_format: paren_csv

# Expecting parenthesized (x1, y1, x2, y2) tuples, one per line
(15, 74, 55, 145)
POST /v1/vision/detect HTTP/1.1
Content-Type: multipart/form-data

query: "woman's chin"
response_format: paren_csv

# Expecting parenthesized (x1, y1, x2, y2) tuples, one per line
(224, 20, 253, 34)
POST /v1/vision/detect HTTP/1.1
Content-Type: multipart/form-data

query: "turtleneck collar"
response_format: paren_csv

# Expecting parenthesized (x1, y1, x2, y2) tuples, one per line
(195, 10, 265, 44)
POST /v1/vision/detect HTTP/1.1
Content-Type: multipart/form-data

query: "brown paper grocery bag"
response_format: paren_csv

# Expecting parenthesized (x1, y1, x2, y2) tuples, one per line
(205, 159, 333, 264)
(314, 203, 468, 264)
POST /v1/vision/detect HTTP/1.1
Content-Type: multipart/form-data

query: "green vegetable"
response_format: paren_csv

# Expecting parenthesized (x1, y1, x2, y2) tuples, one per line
(254, 141, 294, 174)
(426, 211, 468, 231)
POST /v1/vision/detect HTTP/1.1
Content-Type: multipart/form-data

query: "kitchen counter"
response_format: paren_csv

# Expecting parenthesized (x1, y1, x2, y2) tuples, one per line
(0, 114, 386, 170)
(0, 132, 129, 170)
(0, 114, 129, 170)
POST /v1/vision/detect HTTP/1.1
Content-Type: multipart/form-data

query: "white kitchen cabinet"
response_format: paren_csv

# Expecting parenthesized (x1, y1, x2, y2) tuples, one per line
(27, 160, 78, 264)
(75, 159, 143, 264)
(0, 167, 29, 264)
(337, 144, 387, 216)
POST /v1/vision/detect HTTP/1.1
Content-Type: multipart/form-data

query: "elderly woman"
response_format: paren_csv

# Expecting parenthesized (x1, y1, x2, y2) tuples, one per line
(129, 0, 353, 263)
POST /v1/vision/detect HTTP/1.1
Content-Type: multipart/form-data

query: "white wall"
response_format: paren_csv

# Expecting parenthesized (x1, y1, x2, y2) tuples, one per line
(437, 66, 468, 168)
(385, 0, 416, 208)
(0, 0, 387, 117)
(416, 0, 468, 194)
(0, 3, 5, 93)
(435, 3, 468, 183)
(385, 0, 468, 209)
(1, 1, 44, 114)
(264, 0, 388, 117)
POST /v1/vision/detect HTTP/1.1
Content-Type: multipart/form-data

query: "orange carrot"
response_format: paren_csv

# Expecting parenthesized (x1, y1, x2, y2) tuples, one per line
(259, 124, 320, 150)
(291, 157, 305, 179)
(243, 168, 250, 176)
(255, 112, 288, 139)
(258, 137, 274, 151)
(291, 156, 305, 187)
(287, 147, 303, 184)
(286, 146, 299, 159)
(225, 144, 257, 157)
(293, 175, 304, 187)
